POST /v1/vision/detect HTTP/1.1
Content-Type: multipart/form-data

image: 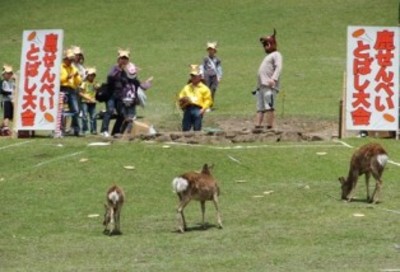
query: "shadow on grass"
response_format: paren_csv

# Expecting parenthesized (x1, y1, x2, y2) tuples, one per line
(172, 222, 221, 234)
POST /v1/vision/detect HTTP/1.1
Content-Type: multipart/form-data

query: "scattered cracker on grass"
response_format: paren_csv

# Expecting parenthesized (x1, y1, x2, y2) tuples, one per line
(316, 152, 327, 156)
(88, 142, 111, 146)
(236, 180, 247, 183)
(79, 158, 89, 162)
(124, 165, 135, 170)
(88, 214, 100, 218)
(252, 195, 264, 198)
(353, 213, 365, 217)
(263, 190, 274, 195)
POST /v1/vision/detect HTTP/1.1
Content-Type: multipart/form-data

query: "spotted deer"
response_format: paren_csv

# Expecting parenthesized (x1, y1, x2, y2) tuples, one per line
(338, 143, 388, 204)
(103, 185, 125, 235)
(172, 164, 223, 233)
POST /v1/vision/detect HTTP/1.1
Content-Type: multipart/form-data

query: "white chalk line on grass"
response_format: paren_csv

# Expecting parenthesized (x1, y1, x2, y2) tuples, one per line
(33, 151, 84, 168)
(0, 140, 32, 150)
(160, 141, 347, 150)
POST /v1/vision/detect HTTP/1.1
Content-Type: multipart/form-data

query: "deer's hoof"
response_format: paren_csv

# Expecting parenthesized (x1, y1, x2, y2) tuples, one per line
(110, 229, 122, 236)
(178, 227, 185, 233)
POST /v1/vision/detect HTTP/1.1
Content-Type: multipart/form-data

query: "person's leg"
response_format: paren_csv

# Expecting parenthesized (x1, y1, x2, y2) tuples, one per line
(255, 89, 266, 127)
(193, 107, 202, 131)
(264, 89, 277, 129)
(182, 108, 192, 131)
(67, 91, 80, 135)
(88, 104, 97, 134)
(101, 96, 116, 135)
(81, 103, 89, 133)
(265, 110, 275, 129)
(111, 99, 124, 136)
(255, 111, 265, 128)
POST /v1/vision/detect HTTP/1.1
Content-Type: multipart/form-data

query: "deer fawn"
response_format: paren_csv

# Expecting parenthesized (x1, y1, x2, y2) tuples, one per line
(338, 143, 388, 204)
(103, 185, 125, 235)
(172, 163, 223, 233)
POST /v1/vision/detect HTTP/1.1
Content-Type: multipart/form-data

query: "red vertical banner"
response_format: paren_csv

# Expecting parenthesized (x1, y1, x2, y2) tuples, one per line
(16, 29, 64, 131)
(346, 26, 399, 131)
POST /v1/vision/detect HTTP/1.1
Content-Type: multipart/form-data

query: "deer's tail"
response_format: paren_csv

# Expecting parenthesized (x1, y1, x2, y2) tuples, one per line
(108, 190, 120, 205)
(377, 154, 388, 167)
(172, 177, 189, 193)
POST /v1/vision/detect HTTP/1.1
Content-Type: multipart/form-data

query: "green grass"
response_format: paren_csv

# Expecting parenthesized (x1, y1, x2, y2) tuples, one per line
(0, 1, 399, 271)
(1, 138, 400, 271)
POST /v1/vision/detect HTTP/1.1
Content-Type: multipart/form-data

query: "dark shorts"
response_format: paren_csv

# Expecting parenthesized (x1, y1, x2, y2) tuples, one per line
(3, 100, 13, 119)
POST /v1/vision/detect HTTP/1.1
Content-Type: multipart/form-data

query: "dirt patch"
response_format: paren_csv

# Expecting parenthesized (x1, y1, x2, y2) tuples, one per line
(133, 116, 340, 144)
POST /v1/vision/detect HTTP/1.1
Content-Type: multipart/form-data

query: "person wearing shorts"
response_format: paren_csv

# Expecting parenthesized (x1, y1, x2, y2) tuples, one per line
(255, 29, 283, 129)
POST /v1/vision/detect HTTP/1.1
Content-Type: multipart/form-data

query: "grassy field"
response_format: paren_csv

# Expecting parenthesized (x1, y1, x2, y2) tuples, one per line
(0, 0, 399, 271)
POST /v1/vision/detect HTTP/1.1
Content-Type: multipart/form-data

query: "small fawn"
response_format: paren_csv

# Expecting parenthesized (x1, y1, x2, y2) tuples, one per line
(172, 164, 223, 233)
(103, 185, 125, 235)
(338, 143, 388, 204)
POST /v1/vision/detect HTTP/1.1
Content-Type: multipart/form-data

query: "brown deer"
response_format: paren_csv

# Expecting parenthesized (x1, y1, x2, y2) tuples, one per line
(338, 143, 388, 204)
(172, 164, 223, 233)
(103, 185, 125, 235)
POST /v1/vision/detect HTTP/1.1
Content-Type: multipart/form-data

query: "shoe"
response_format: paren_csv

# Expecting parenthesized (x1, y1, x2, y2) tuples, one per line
(101, 131, 110, 137)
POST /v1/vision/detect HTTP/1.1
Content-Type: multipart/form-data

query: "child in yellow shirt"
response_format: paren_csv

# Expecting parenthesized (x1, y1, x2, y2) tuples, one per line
(79, 67, 98, 135)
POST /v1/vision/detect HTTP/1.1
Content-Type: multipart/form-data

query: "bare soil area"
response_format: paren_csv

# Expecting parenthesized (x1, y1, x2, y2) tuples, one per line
(136, 116, 340, 144)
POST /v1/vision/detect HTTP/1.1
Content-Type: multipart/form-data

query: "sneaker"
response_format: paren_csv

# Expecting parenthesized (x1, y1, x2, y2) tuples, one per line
(101, 131, 110, 137)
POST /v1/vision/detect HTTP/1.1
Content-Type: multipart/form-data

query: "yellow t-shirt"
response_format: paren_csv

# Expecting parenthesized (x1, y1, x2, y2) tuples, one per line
(178, 82, 212, 109)
(79, 80, 97, 103)
(60, 63, 82, 89)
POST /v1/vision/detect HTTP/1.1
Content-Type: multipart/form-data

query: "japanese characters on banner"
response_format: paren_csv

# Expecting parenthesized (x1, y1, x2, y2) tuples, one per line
(16, 29, 64, 131)
(346, 26, 399, 131)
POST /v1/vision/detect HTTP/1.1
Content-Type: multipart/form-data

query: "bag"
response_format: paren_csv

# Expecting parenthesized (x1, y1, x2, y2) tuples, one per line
(95, 83, 111, 102)
(136, 87, 147, 108)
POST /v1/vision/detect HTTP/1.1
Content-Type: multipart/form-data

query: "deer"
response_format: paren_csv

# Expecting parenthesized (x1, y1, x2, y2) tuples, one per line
(172, 163, 223, 233)
(338, 142, 388, 204)
(103, 185, 125, 235)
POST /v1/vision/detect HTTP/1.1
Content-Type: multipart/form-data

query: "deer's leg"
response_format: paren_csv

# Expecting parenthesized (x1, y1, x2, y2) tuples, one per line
(370, 177, 383, 204)
(114, 208, 122, 235)
(212, 194, 223, 229)
(365, 173, 371, 202)
(177, 196, 191, 233)
(370, 167, 384, 204)
(200, 201, 206, 229)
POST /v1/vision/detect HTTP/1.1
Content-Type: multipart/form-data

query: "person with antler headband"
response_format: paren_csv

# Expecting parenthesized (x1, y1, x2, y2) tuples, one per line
(255, 29, 283, 129)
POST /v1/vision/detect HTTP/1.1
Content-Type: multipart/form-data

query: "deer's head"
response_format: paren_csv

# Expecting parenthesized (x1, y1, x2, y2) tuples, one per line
(201, 163, 214, 175)
(338, 177, 352, 200)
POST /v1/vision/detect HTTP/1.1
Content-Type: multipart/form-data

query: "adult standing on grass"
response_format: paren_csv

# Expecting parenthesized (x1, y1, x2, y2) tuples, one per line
(60, 49, 82, 136)
(255, 29, 283, 129)
(178, 64, 212, 131)
(100, 49, 130, 137)
(200, 41, 222, 111)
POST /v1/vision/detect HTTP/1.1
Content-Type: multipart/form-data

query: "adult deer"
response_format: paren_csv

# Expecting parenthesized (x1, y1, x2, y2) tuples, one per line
(172, 163, 223, 233)
(103, 185, 125, 235)
(338, 143, 388, 204)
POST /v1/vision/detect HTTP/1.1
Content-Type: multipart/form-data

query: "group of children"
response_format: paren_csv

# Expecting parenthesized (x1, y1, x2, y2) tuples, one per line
(0, 40, 223, 137)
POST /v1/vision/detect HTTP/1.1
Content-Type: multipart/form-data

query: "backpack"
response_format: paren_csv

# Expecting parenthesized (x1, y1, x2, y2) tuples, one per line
(95, 83, 111, 102)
